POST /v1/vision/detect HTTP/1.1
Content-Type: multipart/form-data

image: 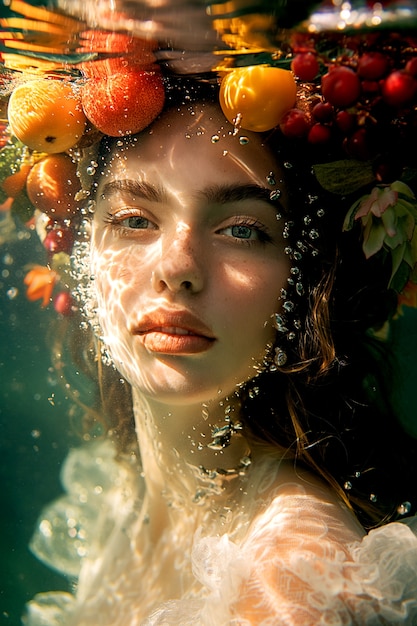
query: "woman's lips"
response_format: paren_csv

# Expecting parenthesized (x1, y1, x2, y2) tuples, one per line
(131, 310, 216, 354)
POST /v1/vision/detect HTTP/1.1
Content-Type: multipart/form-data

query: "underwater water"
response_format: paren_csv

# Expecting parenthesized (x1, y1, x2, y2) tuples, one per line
(1, 0, 417, 623)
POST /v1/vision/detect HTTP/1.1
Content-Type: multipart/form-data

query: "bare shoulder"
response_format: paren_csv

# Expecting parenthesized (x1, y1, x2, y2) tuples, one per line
(246, 451, 365, 548)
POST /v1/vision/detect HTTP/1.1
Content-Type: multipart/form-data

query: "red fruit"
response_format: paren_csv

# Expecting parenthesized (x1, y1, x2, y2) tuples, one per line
(321, 66, 361, 108)
(360, 79, 380, 95)
(343, 128, 372, 160)
(43, 227, 74, 255)
(312, 101, 334, 123)
(79, 32, 157, 78)
(405, 57, 417, 77)
(382, 70, 417, 107)
(357, 52, 388, 80)
(81, 69, 165, 137)
(291, 52, 319, 82)
(280, 108, 311, 138)
(308, 123, 331, 144)
(54, 291, 74, 316)
(335, 110, 356, 134)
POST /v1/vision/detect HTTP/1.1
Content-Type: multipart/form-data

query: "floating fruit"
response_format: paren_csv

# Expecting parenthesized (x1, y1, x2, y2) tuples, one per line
(291, 52, 319, 82)
(54, 291, 74, 316)
(311, 102, 334, 123)
(308, 123, 331, 145)
(280, 108, 311, 138)
(7, 79, 87, 153)
(24, 265, 59, 307)
(26, 154, 82, 219)
(382, 70, 417, 107)
(43, 226, 74, 255)
(321, 66, 361, 108)
(81, 69, 165, 137)
(1, 163, 32, 198)
(357, 52, 388, 80)
(219, 65, 297, 132)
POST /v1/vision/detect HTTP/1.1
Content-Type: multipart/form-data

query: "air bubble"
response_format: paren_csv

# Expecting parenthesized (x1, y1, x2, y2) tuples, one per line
(344, 481, 352, 491)
(266, 172, 276, 185)
(270, 190, 281, 201)
(239, 136, 249, 145)
(6, 287, 18, 300)
(211, 134, 220, 143)
(397, 501, 412, 516)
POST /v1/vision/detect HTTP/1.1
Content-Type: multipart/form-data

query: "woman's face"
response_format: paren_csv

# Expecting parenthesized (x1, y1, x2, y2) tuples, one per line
(91, 103, 289, 406)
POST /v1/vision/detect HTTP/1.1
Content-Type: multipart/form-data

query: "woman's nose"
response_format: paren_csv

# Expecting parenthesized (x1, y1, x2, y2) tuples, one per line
(151, 223, 205, 294)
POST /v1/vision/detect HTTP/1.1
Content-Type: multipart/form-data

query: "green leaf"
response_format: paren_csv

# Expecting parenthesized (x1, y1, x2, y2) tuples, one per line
(389, 258, 411, 292)
(313, 160, 375, 195)
(363, 219, 385, 258)
(342, 198, 361, 231)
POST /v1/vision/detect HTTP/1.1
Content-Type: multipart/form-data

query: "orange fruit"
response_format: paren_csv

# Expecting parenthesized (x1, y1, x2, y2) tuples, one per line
(2, 163, 32, 198)
(219, 65, 297, 132)
(8, 79, 87, 153)
(26, 153, 82, 219)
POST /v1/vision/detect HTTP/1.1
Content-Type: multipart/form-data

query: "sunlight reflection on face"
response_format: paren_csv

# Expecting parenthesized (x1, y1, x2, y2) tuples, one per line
(90, 103, 290, 406)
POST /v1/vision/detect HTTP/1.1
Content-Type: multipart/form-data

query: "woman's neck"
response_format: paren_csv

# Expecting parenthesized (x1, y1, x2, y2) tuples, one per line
(131, 388, 253, 516)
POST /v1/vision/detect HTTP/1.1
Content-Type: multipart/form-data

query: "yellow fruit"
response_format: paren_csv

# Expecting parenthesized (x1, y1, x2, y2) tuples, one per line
(219, 65, 297, 132)
(8, 79, 87, 153)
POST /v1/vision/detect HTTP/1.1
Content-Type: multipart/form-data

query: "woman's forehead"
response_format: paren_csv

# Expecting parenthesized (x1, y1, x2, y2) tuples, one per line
(100, 102, 287, 195)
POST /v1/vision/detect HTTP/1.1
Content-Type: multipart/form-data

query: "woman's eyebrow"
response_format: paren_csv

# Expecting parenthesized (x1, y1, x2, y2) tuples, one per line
(100, 179, 168, 203)
(100, 180, 284, 211)
(198, 184, 284, 210)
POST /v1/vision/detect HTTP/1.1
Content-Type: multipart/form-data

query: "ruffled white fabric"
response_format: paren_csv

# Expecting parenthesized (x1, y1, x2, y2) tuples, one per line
(24, 441, 417, 626)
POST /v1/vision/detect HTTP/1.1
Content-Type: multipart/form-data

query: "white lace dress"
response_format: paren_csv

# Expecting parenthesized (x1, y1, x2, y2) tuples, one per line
(24, 440, 417, 626)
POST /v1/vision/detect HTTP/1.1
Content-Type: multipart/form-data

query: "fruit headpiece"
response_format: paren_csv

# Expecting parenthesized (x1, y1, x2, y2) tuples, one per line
(1, 0, 417, 317)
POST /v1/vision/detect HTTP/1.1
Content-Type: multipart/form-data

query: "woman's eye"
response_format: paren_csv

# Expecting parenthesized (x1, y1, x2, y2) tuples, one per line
(230, 224, 253, 239)
(220, 220, 272, 243)
(121, 215, 152, 229)
(104, 211, 157, 231)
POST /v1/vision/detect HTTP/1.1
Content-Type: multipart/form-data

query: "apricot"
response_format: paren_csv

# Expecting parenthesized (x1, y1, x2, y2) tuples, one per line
(26, 153, 82, 219)
(8, 79, 87, 153)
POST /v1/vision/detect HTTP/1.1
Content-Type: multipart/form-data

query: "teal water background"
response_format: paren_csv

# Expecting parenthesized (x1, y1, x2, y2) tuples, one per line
(0, 217, 76, 625)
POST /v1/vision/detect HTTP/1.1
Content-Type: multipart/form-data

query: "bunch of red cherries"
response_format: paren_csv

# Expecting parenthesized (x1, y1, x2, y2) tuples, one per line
(282, 33, 417, 175)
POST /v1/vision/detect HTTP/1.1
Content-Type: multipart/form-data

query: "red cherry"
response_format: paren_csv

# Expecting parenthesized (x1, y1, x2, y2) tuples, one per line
(335, 110, 356, 134)
(357, 52, 388, 80)
(405, 57, 417, 77)
(361, 79, 380, 95)
(343, 128, 373, 160)
(382, 70, 417, 107)
(280, 108, 311, 138)
(291, 52, 319, 82)
(43, 227, 74, 254)
(321, 66, 361, 108)
(81, 69, 165, 137)
(312, 101, 334, 123)
(308, 123, 331, 144)
(54, 291, 75, 316)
